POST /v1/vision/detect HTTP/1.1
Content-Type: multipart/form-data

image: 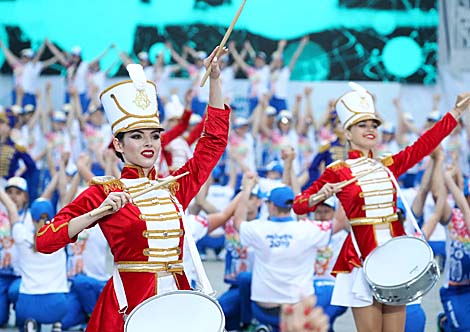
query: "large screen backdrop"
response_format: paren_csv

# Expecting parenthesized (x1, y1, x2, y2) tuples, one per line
(0, 0, 438, 84)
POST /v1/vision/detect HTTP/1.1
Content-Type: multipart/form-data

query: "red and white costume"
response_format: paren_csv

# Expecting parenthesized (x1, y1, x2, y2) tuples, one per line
(294, 112, 457, 307)
(36, 62, 230, 331)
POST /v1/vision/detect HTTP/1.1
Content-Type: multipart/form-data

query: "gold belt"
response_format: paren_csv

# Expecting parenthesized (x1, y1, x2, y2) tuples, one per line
(349, 213, 398, 226)
(116, 261, 184, 275)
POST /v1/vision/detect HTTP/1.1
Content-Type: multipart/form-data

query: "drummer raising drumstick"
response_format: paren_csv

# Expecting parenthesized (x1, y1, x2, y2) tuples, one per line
(35, 46, 230, 332)
(293, 83, 470, 332)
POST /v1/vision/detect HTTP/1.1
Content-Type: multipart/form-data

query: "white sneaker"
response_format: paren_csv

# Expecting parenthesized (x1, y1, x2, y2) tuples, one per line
(24, 319, 38, 332)
(52, 322, 62, 332)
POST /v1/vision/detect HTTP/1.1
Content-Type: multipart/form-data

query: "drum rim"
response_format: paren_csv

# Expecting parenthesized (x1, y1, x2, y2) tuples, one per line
(124, 290, 225, 331)
(369, 259, 440, 289)
(373, 260, 440, 305)
(363, 236, 435, 288)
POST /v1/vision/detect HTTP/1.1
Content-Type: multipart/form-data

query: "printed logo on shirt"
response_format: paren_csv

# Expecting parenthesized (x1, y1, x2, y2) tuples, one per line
(266, 234, 293, 248)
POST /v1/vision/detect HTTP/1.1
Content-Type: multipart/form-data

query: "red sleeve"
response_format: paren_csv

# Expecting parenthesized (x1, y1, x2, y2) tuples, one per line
(160, 109, 192, 147)
(36, 185, 106, 254)
(185, 120, 204, 146)
(172, 104, 231, 209)
(387, 113, 457, 177)
(293, 166, 339, 215)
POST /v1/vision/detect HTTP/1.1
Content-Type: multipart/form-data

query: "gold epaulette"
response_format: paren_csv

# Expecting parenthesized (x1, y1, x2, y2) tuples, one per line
(14, 144, 26, 152)
(168, 181, 180, 196)
(326, 159, 347, 171)
(318, 142, 331, 153)
(89, 176, 125, 194)
(380, 155, 394, 167)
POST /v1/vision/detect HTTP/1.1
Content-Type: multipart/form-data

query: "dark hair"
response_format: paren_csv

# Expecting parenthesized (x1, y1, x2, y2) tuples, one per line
(114, 132, 125, 162)
(272, 205, 291, 214)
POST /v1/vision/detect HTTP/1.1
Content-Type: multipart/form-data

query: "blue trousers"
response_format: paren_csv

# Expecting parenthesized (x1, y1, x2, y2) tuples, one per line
(269, 96, 287, 114)
(16, 293, 68, 332)
(61, 290, 87, 329)
(11, 90, 37, 107)
(65, 92, 90, 114)
(440, 285, 470, 331)
(314, 279, 347, 332)
(197, 234, 225, 256)
(71, 274, 106, 314)
(405, 303, 426, 332)
(218, 272, 253, 330)
(0, 275, 19, 326)
(251, 302, 280, 332)
(218, 286, 241, 331)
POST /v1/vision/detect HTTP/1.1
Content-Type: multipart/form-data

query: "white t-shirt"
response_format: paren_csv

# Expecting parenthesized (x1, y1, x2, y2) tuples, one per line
(67, 61, 89, 94)
(240, 219, 330, 304)
(21, 61, 43, 94)
(204, 184, 235, 237)
(182, 214, 209, 286)
(165, 137, 193, 170)
(271, 67, 290, 99)
(83, 226, 112, 281)
(247, 65, 270, 98)
(12, 220, 68, 294)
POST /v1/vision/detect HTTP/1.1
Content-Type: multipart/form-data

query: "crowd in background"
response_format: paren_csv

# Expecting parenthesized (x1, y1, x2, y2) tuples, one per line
(0, 36, 470, 332)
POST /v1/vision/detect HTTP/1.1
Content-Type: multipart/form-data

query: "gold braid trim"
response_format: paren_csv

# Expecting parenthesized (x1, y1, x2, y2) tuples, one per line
(326, 160, 347, 171)
(168, 181, 180, 196)
(36, 222, 69, 237)
(89, 176, 125, 194)
(380, 155, 394, 167)
(318, 143, 331, 153)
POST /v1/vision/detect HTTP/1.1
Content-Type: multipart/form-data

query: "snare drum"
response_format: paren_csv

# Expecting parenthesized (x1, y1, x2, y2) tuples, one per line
(124, 290, 225, 332)
(363, 236, 440, 306)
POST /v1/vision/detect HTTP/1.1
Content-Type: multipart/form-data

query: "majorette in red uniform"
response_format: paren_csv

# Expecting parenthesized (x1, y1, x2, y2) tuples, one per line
(293, 83, 458, 307)
(36, 62, 230, 331)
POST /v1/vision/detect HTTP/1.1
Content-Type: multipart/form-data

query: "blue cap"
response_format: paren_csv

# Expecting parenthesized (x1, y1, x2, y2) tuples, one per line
(266, 161, 283, 175)
(268, 186, 294, 208)
(30, 198, 54, 222)
(464, 178, 470, 197)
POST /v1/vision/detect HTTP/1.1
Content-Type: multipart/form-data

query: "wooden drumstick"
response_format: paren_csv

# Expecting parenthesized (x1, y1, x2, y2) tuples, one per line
(89, 171, 190, 217)
(199, 0, 247, 87)
(456, 95, 470, 108)
(310, 165, 383, 203)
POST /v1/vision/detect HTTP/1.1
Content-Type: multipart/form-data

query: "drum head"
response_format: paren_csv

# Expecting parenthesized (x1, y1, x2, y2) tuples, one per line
(364, 236, 432, 287)
(125, 290, 225, 332)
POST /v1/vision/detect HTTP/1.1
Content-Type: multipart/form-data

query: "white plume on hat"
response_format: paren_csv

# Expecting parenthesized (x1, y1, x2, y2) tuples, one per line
(100, 64, 163, 135)
(127, 64, 147, 91)
(335, 82, 382, 129)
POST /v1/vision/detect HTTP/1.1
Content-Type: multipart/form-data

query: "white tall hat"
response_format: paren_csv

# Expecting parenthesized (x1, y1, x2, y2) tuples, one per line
(100, 64, 163, 135)
(335, 82, 382, 129)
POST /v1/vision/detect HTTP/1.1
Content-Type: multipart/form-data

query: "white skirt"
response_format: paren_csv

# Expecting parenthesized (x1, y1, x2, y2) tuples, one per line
(331, 228, 393, 308)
